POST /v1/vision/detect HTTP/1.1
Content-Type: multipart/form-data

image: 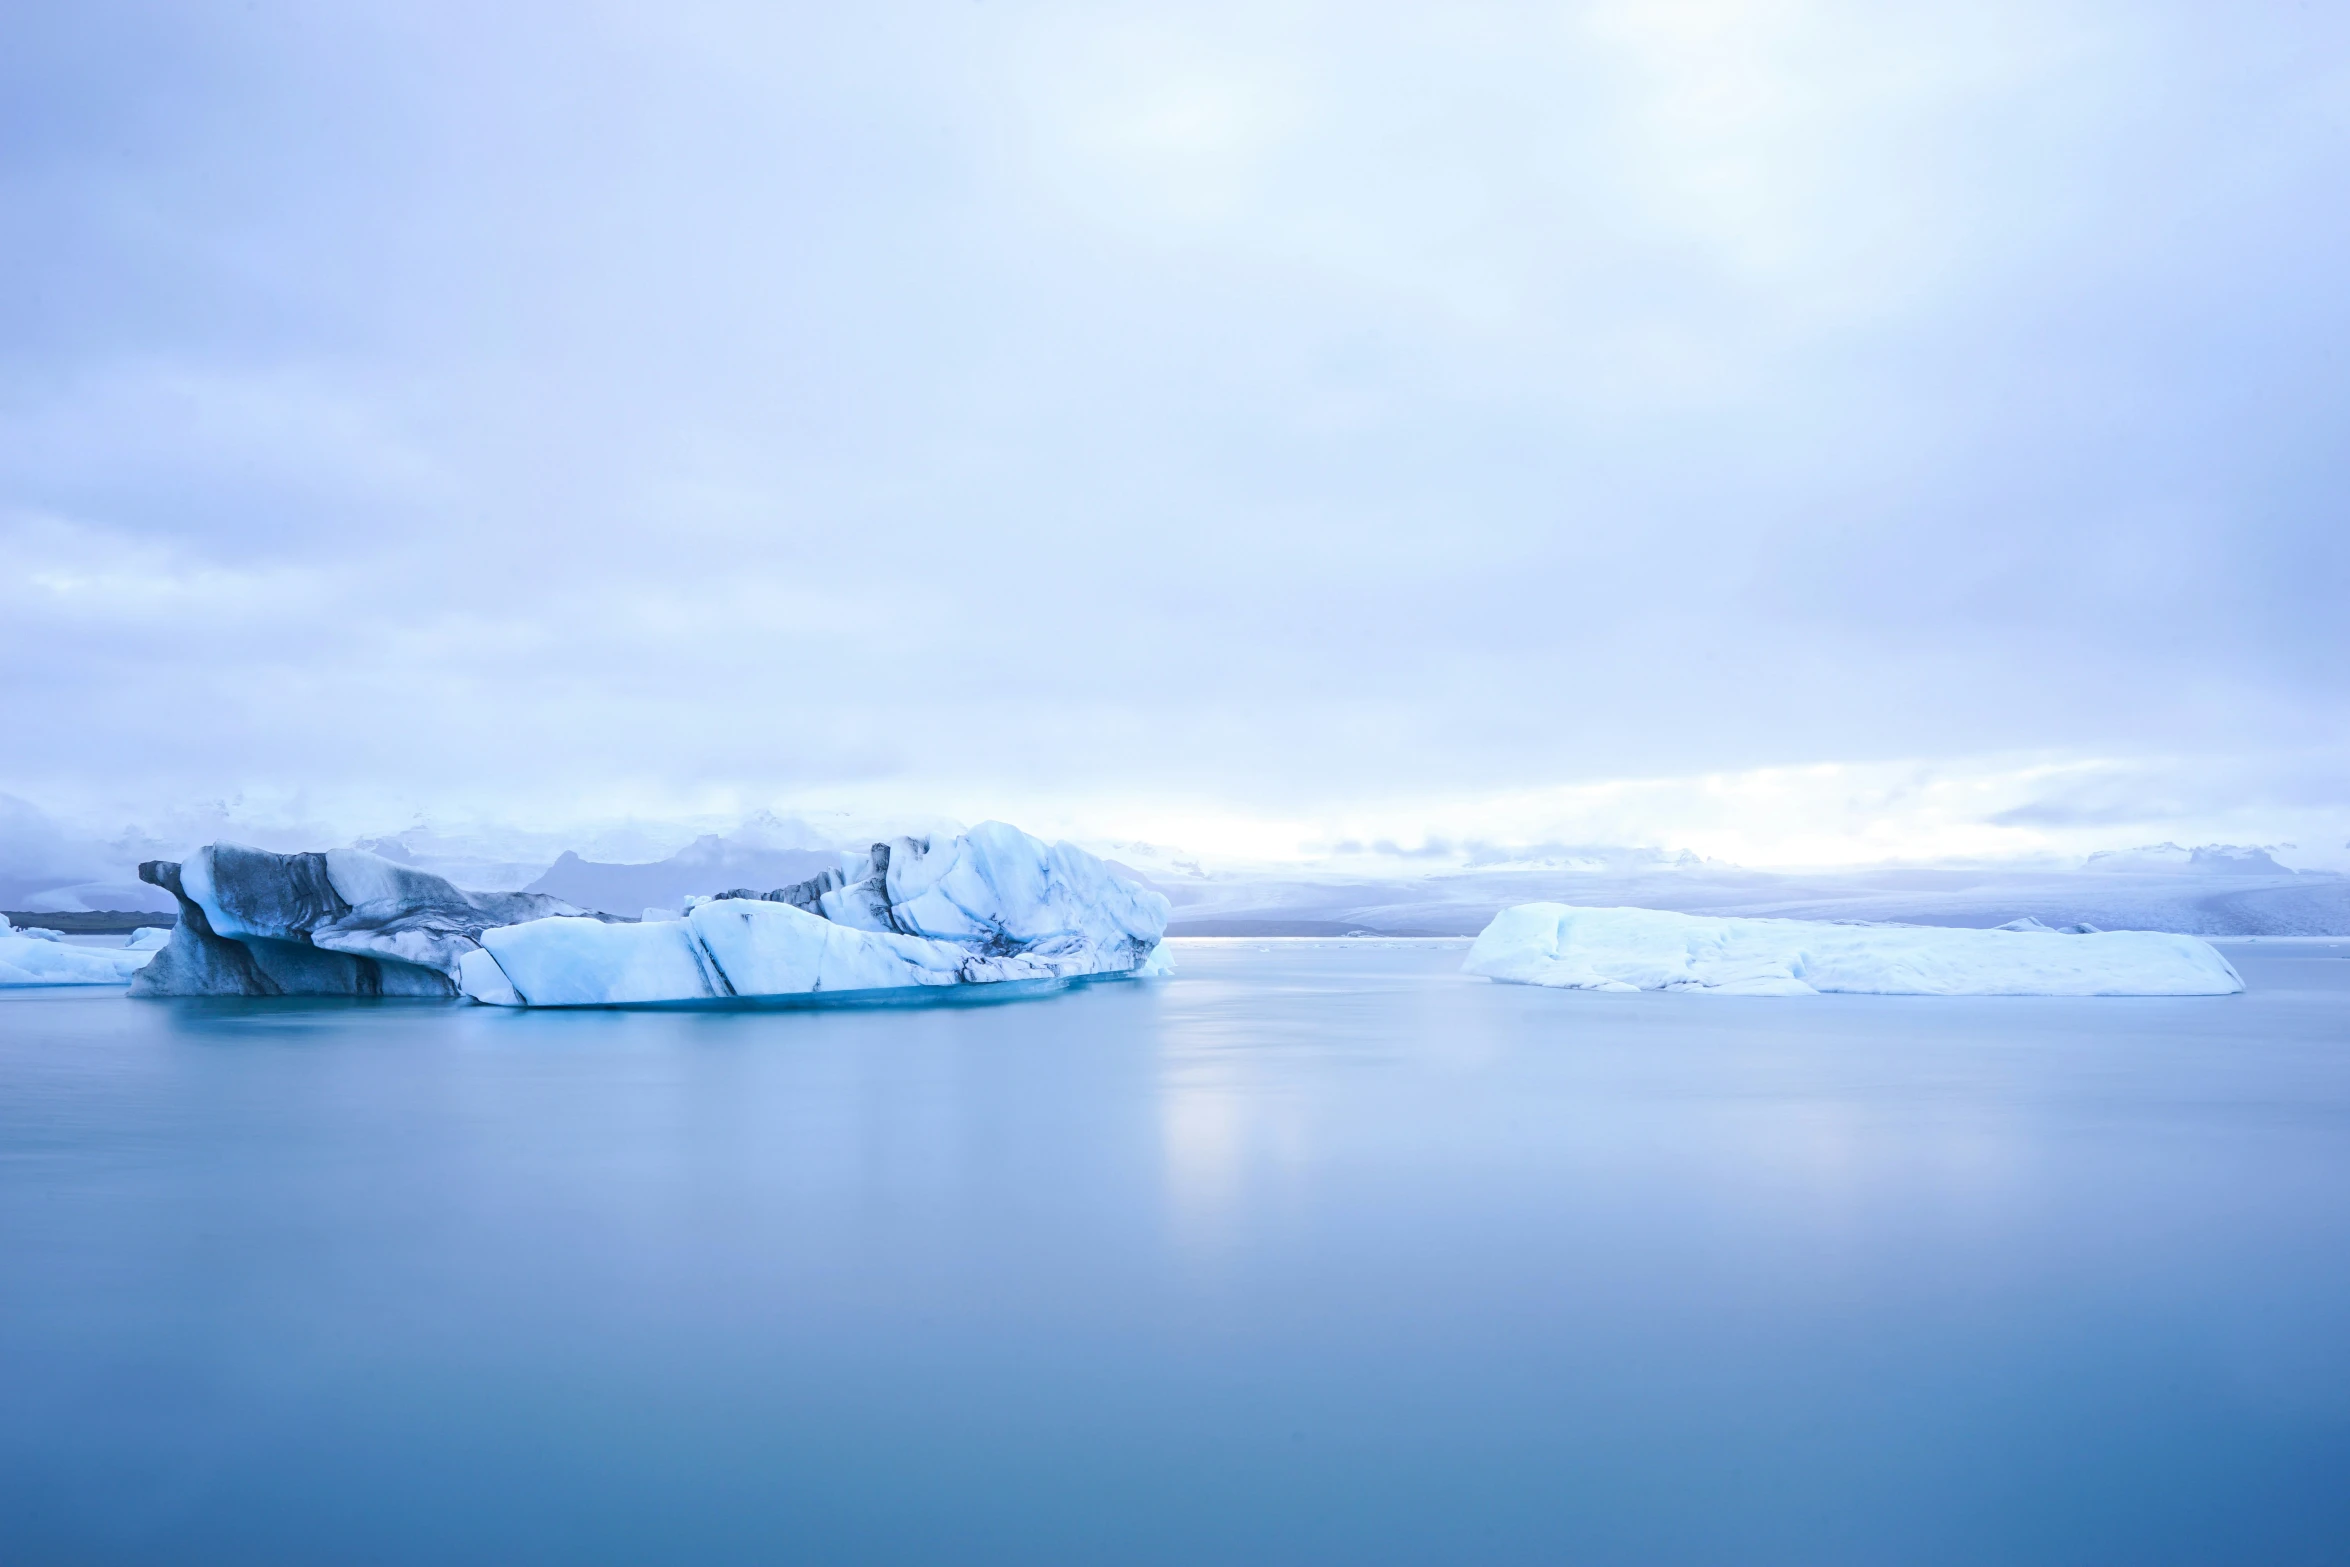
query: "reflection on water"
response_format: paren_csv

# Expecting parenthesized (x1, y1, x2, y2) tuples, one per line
(3, 939, 2348, 1566)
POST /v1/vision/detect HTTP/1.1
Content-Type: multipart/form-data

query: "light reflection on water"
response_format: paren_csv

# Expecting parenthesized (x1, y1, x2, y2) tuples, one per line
(3, 938, 2348, 1565)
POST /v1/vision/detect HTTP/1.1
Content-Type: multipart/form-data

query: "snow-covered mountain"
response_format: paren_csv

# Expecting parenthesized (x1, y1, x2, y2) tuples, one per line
(524, 838, 848, 918)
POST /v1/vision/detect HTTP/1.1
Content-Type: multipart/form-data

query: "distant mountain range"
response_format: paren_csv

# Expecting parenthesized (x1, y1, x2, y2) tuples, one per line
(524, 837, 846, 917)
(1155, 848, 2350, 938)
(3, 784, 2344, 937)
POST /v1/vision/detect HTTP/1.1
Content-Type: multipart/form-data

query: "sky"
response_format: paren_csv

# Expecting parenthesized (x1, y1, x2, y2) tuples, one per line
(3, 0, 2346, 869)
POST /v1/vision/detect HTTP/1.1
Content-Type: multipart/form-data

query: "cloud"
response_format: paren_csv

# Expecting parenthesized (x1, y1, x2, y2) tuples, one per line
(0, 0, 2344, 858)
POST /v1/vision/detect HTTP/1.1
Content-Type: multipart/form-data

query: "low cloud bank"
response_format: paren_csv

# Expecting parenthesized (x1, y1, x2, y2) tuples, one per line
(4, 790, 2342, 937)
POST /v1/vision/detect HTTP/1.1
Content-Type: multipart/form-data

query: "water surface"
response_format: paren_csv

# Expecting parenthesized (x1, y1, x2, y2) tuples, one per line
(4, 939, 2347, 1564)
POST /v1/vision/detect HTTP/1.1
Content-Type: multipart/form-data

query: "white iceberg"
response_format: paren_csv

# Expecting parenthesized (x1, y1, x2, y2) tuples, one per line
(1463, 904, 2243, 996)
(463, 822, 1169, 1007)
(0, 915, 160, 987)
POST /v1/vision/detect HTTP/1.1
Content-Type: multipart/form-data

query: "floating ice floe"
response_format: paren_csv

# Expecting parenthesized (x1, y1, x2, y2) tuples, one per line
(1463, 904, 2243, 996)
(463, 823, 1170, 1007)
(0, 915, 160, 987)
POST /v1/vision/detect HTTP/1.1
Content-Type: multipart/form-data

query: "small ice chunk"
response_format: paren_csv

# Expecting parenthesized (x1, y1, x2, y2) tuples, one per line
(0, 930, 157, 986)
(457, 947, 523, 1006)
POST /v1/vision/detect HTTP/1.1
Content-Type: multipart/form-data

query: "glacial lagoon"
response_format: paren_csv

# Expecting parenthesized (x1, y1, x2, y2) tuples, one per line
(4, 938, 2348, 1564)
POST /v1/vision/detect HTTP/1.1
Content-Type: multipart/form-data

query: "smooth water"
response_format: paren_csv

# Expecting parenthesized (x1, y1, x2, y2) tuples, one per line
(4, 939, 2348, 1565)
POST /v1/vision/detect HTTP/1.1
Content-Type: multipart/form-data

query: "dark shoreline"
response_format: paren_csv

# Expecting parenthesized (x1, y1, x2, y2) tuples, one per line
(1165, 919, 1471, 938)
(3, 910, 176, 935)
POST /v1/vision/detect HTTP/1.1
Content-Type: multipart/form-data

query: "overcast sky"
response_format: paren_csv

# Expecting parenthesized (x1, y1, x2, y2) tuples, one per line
(3, 0, 2345, 866)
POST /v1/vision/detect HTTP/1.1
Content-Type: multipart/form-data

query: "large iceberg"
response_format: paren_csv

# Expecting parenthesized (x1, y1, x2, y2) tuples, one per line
(462, 822, 1170, 1007)
(123, 824, 1168, 1007)
(131, 846, 588, 997)
(0, 915, 159, 987)
(1463, 904, 2243, 996)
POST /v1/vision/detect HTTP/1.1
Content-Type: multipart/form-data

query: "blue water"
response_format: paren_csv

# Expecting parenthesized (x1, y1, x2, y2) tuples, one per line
(4, 938, 2348, 1565)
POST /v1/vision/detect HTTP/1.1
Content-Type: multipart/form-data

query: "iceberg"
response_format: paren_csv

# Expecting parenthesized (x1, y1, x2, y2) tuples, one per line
(0, 914, 160, 986)
(121, 824, 1168, 1007)
(462, 822, 1170, 1007)
(1463, 904, 2243, 996)
(131, 846, 589, 998)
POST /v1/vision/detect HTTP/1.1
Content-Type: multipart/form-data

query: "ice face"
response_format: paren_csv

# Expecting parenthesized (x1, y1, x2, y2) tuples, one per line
(132, 846, 591, 998)
(687, 900, 970, 996)
(478, 917, 725, 1007)
(469, 902, 982, 1007)
(462, 823, 1171, 1007)
(1464, 904, 2244, 996)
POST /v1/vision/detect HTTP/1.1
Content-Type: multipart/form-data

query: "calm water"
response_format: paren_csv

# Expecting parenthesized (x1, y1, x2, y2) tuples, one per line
(4, 939, 2348, 1565)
